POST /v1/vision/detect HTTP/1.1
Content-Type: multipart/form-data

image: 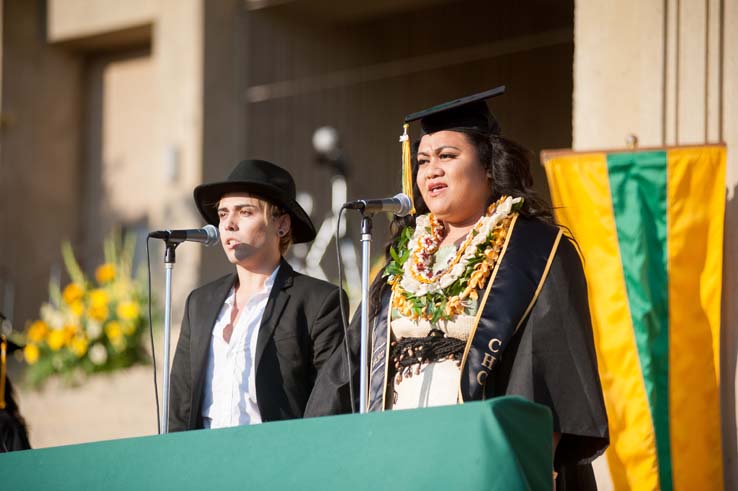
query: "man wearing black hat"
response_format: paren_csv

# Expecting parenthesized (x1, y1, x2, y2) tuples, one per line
(168, 160, 347, 431)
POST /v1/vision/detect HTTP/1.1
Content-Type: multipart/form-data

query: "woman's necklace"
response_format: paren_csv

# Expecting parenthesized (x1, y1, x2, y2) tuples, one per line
(385, 195, 521, 322)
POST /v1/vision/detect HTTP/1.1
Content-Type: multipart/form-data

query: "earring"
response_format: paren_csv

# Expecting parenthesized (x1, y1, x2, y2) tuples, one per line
(278, 230, 285, 237)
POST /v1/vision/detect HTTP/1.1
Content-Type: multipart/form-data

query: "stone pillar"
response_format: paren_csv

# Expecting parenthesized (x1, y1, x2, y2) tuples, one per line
(575, 0, 737, 487)
(721, 0, 738, 488)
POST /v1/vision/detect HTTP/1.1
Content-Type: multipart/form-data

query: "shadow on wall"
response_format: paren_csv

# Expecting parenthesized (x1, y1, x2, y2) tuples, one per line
(722, 182, 738, 490)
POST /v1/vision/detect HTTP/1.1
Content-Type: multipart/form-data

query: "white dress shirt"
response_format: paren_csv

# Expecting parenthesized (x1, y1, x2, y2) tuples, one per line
(201, 266, 279, 429)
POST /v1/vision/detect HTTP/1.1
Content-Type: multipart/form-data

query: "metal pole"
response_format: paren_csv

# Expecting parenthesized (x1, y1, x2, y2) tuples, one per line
(359, 214, 372, 413)
(160, 243, 176, 433)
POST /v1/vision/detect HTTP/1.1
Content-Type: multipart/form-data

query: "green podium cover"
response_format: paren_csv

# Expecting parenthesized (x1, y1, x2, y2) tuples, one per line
(1, 396, 552, 490)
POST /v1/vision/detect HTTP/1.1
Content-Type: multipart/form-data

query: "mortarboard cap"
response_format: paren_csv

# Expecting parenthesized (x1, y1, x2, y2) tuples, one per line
(404, 85, 505, 135)
(399, 86, 506, 213)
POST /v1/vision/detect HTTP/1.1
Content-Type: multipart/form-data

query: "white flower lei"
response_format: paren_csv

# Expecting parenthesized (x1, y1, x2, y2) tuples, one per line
(399, 196, 521, 297)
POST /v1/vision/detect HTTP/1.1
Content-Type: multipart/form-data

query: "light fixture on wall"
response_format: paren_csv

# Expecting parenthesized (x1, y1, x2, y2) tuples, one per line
(312, 126, 341, 163)
(311, 125, 347, 223)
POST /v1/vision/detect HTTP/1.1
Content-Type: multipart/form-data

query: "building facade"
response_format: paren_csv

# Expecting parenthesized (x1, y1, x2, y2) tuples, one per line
(1, 0, 735, 487)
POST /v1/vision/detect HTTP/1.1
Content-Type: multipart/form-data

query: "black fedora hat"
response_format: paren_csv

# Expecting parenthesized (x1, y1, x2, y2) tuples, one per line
(194, 159, 316, 243)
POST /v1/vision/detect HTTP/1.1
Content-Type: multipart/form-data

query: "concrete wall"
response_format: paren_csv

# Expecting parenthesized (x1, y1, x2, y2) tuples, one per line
(574, 0, 725, 149)
(48, 0, 156, 41)
(574, 0, 736, 488)
(574, 1, 665, 148)
(0, 0, 206, 331)
(0, 0, 83, 332)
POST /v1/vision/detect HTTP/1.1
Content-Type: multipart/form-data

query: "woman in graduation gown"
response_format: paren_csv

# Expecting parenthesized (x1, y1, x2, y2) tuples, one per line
(319, 87, 609, 489)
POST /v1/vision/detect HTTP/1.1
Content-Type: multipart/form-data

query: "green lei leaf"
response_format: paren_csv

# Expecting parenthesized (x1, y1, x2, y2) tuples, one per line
(385, 225, 413, 279)
(388, 208, 516, 322)
(389, 245, 400, 264)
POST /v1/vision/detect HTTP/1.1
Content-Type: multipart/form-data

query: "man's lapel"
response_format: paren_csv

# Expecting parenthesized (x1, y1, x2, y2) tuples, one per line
(254, 259, 294, 370)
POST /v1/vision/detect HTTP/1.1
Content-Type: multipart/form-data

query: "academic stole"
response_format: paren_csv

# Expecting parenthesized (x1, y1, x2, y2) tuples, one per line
(367, 217, 562, 410)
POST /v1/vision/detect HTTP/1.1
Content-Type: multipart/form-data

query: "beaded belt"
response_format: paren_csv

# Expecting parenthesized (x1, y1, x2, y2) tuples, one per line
(390, 329, 466, 384)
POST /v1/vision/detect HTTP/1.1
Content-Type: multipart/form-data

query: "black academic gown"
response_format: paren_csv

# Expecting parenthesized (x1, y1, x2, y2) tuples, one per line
(491, 233, 609, 490)
(168, 259, 347, 431)
(0, 379, 31, 453)
(0, 412, 31, 452)
(318, 217, 609, 490)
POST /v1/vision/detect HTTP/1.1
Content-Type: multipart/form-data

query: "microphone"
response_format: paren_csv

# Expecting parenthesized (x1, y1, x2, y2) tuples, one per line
(148, 224, 219, 246)
(344, 193, 413, 217)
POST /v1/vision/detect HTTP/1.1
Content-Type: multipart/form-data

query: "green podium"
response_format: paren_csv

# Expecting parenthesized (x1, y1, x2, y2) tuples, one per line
(1, 396, 552, 490)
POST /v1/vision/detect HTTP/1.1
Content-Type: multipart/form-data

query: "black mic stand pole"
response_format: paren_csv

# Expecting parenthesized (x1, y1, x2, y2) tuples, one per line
(359, 212, 373, 413)
(161, 240, 179, 433)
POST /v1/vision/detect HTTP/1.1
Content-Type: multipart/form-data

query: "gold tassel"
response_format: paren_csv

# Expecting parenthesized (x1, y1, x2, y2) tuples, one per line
(400, 124, 416, 215)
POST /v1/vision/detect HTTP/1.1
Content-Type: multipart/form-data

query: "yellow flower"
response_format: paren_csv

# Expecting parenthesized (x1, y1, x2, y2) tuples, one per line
(62, 283, 84, 305)
(105, 321, 123, 342)
(88, 304, 109, 322)
(95, 263, 116, 284)
(70, 336, 89, 358)
(69, 301, 85, 318)
(24, 344, 40, 364)
(468, 270, 484, 290)
(89, 289, 110, 308)
(63, 324, 79, 342)
(445, 297, 462, 316)
(117, 301, 140, 321)
(47, 329, 66, 351)
(27, 320, 49, 343)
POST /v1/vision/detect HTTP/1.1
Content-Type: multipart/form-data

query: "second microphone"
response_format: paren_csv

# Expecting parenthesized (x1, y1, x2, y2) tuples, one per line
(343, 193, 413, 217)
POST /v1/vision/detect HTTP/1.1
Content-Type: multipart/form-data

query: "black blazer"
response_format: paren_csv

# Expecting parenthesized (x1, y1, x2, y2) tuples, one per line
(168, 259, 347, 431)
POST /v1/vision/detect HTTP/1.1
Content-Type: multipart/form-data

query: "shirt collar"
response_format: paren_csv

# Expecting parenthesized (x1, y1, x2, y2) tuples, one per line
(224, 264, 281, 307)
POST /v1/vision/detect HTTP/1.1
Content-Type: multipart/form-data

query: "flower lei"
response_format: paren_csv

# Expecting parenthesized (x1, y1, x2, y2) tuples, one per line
(384, 196, 522, 323)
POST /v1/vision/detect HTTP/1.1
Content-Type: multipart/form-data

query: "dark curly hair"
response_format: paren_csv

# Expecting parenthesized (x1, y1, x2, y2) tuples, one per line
(368, 128, 552, 317)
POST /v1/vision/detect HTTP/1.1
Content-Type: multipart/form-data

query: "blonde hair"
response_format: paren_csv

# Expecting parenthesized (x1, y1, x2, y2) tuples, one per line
(262, 201, 292, 255)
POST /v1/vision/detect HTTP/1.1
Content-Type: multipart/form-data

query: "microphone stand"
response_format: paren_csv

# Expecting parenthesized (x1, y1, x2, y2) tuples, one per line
(160, 240, 179, 433)
(359, 212, 372, 413)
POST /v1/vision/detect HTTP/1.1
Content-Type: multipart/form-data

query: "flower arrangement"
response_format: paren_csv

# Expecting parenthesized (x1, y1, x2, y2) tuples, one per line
(22, 233, 150, 387)
(384, 196, 522, 323)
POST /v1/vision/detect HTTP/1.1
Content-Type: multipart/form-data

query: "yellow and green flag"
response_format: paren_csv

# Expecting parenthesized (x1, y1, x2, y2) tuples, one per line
(542, 145, 725, 490)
